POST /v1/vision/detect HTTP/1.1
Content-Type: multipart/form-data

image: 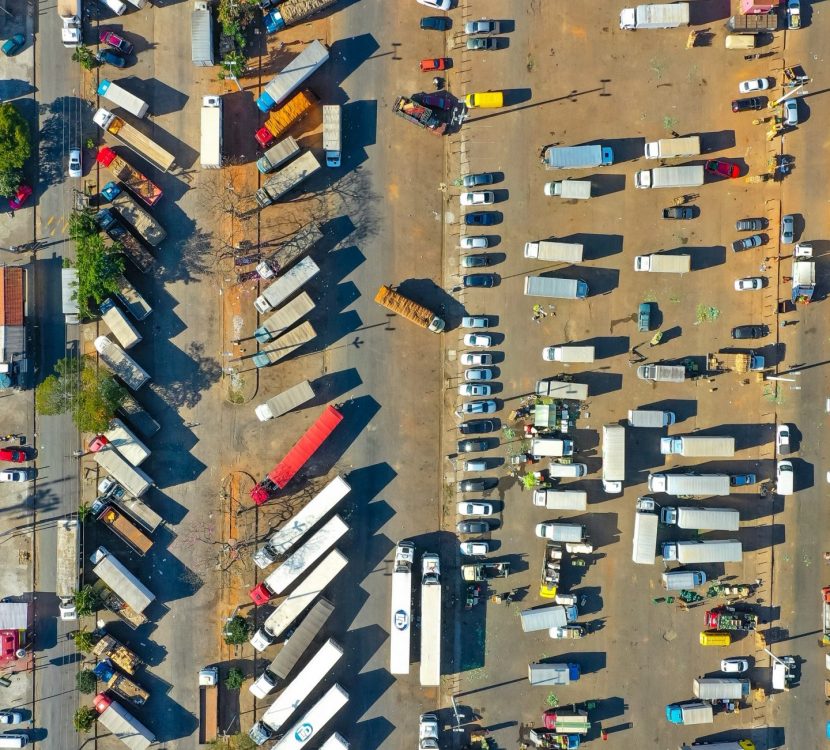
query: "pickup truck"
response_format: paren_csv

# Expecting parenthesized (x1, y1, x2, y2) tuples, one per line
(549, 625, 586, 639)
(461, 562, 509, 581)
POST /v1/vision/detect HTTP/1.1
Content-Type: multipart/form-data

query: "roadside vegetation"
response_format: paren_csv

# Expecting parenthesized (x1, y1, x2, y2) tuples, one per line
(0, 102, 31, 197)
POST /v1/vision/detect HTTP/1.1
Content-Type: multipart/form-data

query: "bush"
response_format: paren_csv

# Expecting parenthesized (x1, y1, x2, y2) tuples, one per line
(71, 45, 99, 71)
(73, 585, 101, 618)
(72, 629, 95, 653)
(225, 667, 244, 691)
(73, 706, 97, 733)
(0, 103, 30, 177)
(76, 670, 97, 694)
(223, 615, 250, 645)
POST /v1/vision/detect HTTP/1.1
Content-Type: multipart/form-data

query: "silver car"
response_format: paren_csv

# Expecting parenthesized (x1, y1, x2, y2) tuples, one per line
(460, 352, 493, 366)
(457, 399, 497, 415)
(465, 368, 494, 382)
(461, 316, 491, 329)
(460, 236, 489, 250)
(781, 214, 795, 244)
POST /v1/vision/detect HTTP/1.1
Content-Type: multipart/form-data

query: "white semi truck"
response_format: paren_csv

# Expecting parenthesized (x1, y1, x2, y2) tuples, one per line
(602, 424, 625, 492)
(200, 95, 223, 169)
(90, 546, 156, 615)
(94, 335, 150, 391)
(635, 165, 705, 189)
(57, 518, 80, 620)
(323, 104, 342, 167)
(634, 254, 691, 273)
(255, 379, 315, 422)
(660, 506, 740, 531)
(662, 539, 742, 563)
(648, 473, 731, 496)
(254, 256, 320, 314)
(390, 541, 415, 675)
(420, 553, 441, 687)
(620, 4, 690, 29)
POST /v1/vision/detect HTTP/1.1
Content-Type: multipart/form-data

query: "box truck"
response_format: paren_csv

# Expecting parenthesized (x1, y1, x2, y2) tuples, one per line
(530, 438, 573, 457)
(200, 95, 222, 169)
(620, 3, 690, 28)
(635, 165, 705, 189)
(660, 436, 735, 456)
(532, 489, 587, 511)
(665, 702, 714, 725)
(542, 345, 595, 363)
(191, 1, 214, 67)
(524, 276, 589, 299)
(662, 539, 742, 563)
(602, 424, 625, 492)
(660, 506, 740, 531)
(632, 509, 658, 565)
(637, 364, 685, 382)
(524, 241, 584, 263)
(628, 409, 675, 427)
(97, 80, 149, 119)
(648, 472, 731, 496)
(544, 145, 614, 169)
(634, 254, 691, 273)
(543, 180, 591, 199)
(323, 104, 342, 167)
(644, 136, 700, 159)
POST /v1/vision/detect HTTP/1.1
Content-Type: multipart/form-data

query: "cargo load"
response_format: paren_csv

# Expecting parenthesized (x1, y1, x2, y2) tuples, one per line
(257, 136, 301, 174)
(644, 135, 700, 159)
(532, 489, 587, 511)
(374, 285, 445, 332)
(100, 298, 142, 350)
(94, 335, 149, 391)
(97, 147, 162, 207)
(256, 91, 317, 149)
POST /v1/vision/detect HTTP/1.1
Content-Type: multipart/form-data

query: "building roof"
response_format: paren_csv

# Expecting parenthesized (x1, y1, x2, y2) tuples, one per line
(0, 267, 24, 327)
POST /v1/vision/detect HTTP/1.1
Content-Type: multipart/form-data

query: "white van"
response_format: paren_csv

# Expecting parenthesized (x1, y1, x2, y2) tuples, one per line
(542, 346, 595, 363)
(101, 0, 127, 13)
(0, 736, 29, 748)
(776, 460, 794, 495)
(662, 570, 706, 590)
(548, 463, 588, 478)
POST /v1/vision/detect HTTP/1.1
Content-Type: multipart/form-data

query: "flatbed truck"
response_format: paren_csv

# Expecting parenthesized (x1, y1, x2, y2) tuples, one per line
(96, 504, 154, 555)
(93, 632, 142, 675)
(252, 320, 316, 368)
(375, 285, 445, 332)
(93, 659, 149, 705)
(323, 104, 342, 167)
(56, 518, 80, 620)
(97, 209, 156, 274)
(97, 147, 161, 206)
(198, 667, 218, 744)
(392, 96, 446, 135)
(93, 446, 155, 499)
(93, 108, 176, 173)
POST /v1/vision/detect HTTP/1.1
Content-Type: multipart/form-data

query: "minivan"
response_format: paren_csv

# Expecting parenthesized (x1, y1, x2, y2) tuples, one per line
(662, 570, 706, 591)
(699, 630, 732, 646)
(725, 34, 757, 49)
(464, 91, 504, 108)
(0, 736, 28, 748)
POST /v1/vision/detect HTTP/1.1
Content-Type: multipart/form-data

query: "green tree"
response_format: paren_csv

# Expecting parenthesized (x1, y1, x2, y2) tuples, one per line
(72, 629, 95, 653)
(0, 103, 30, 177)
(223, 615, 250, 645)
(73, 706, 97, 733)
(78, 503, 92, 522)
(219, 52, 247, 81)
(225, 667, 244, 690)
(76, 670, 97, 694)
(35, 356, 126, 433)
(74, 234, 124, 319)
(72, 45, 98, 71)
(73, 585, 101, 618)
(0, 168, 21, 197)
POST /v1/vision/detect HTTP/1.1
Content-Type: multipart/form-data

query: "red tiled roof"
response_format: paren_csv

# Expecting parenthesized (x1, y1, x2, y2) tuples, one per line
(0, 267, 24, 327)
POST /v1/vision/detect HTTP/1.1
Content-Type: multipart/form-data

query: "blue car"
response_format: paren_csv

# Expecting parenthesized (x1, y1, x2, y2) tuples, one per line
(463, 274, 495, 288)
(1, 33, 25, 57)
(420, 16, 451, 30)
(465, 212, 497, 226)
(96, 49, 127, 68)
(730, 473, 756, 486)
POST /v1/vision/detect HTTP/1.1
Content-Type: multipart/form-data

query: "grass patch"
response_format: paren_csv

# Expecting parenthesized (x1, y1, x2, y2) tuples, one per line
(695, 304, 720, 324)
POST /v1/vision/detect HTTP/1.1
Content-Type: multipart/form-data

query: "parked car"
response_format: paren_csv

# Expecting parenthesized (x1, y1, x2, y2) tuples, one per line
(461, 316, 491, 328)
(420, 16, 451, 30)
(458, 400, 497, 415)
(0, 710, 23, 724)
(459, 384, 492, 397)
(783, 98, 799, 126)
(464, 333, 492, 347)
(736, 217, 765, 231)
(731, 325, 768, 339)
(730, 473, 756, 486)
(467, 37, 498, 51)
(721, 658, 750, 673)
(731, 234, 764, 252)
(461, 191, 495, 206)
(776, 424, 791, 455)
(662, 206, 694, 219)
(464, 211, 498, 226)
(463, 274, 495, 288)
(705, 159, 740, 178)
(462, 172, 495, 187)
(460, 236, 488, 250)
(8, 184, 32, 210)
(460, 352, 492, 366)
(460, 541, 490, 555)
(465, 368, 494, 382)
(460, 478, 496, 492)
(781, 214, 795, 244)
(461, 254, 490, 268)
(637, 302, 652, 332)
(99, 29, 134, 54)
(417, 0, 451, 9)
(0, 449, 26, 463)
(0, 468, 34, 482)
(738, 78, 770, 93)
(459, 419, 496, 435)
(1, 33, 25, 57)
(457, 501, 493, 516)
(732, 97, 763, 112)
(734, 277, 764, 291)
(415, 92, 453, 111)
(458, 439, 488, 453)
(420, 57, 449, 71)
(465, 19, 500, 33)
(68, 148, 83, 178)
(96, 49, 127, 68)
(457, 520, 489, 534)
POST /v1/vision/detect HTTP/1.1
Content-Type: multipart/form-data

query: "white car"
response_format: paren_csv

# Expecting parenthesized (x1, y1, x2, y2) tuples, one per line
(68, 148, 83, 178)
(776, 424, 791, 454)
(417, 0, 451, 9)
(0, 711, 23, 724)
(460, 236, 489, 250)
(460, 191, 495, 206)
(460, 541, 489, 556)
(459, 383, 492, 397)
(461, 316, 491, 329)
(0, 468, 34, 482)
(464, 333, 492, 347)
(721, 658, 750, 673)
(461, 352, 492, 366)
(457, 501, 494, 516)
(784, 98, 799, 126)
(464, 459, 488, 471)
(738, 78, 770, 93)
(734, 277, 764, 291)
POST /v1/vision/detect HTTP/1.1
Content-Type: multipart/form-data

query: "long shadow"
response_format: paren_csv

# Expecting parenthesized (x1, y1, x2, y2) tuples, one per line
(586, 173, 626, 197)
(579, 371, 622, 397)
(700, 129, 737, 153)
(307, 368, 363, 406)
(464, 87, 606, 124)
(688, 245, 727, 270)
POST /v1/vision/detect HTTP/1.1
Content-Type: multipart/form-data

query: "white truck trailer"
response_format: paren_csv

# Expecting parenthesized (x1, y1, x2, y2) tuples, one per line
(270, 684, 348, 750)
(648, 473, 731, 496)
(661, 436, 735, 456)
(103, 418, 151, 467)
(191, 1, 214, 66)
(200, 95, 223, 169)
(620, 3, 690, 29)
(524, 276, 589, 299)
(93, 447, 154, 498)
(390, 541, 415, 675)
(255, 256, 320, 314)
(637, 364, 685, 382)
(252, 320, 316, 369)
(420, 553, 441, 687)
(323, 104, 342, 167)
(628, 409, 675, 427)
(253, 475, 351, 568)
(644, 136, 700, 159)
(57, 518, 80, 620)
(532, 489, 587, 511)
(94, 335, 149, 391)
(634, 254, 691, 273)
(662, 539, 742, 563)
(632, 510, 659, 565)
(250, 549, 348, 651)
(255, 379, 315, 422)
(536, 379, 589, 401)
(602, 424, 625, 492)
(62, 267, 80, 324)
(256, 40, 330, 112)
(543, 345, 595, 363)
(93, 693, 155, 750)
(97, 80, 149, 119)
(90, 546, 155, 614)
(254, 292, 315, 344)
(100, 298, 142, 350)
(543, 180, 591, 199)
(524, 241, 584, 263)
(660, 506, 740, 530)
(635, 165, 705, 189)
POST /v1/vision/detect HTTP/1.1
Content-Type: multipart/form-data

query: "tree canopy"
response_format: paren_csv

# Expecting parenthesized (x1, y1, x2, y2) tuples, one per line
(0, 103, 30, 176)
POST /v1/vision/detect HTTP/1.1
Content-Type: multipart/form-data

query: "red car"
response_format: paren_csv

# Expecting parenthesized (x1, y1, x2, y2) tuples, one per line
(8, 184, 31, 210)
(705, 159, 740, 179)
(420, 57, 449, 72)
(0, 448, 25, 463)
(99, 29, 134, 55)
(255, 127, 275, 149)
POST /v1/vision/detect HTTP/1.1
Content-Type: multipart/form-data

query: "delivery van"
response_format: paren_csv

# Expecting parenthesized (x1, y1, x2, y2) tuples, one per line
(726, 34, 757, 49)
(548, 463, 588, 478)
(699, 630, 732, 646)
(465, 91, 504, 108)
(662, 570, 706, 590)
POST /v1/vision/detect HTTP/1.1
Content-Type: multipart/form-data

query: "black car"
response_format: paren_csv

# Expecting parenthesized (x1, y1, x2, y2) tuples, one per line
(662, 206, 694, 220)
(736, 218, 766, 231)
(458, 439, 488, 453)
(457, 520, 489, 534)
(459, 419, 496, 434)
(731, 325, 768, 339)
(731, 234, 764, 252)
(732, 97, 763, 113)
(467, 37, 499, 51)
(96, 49, 127, 68)
(420, 16, 451, 30)
(465, 212, 497, 226)
(459, 478, 497, 492)
(463, 274, 495, 288)
(461, 254, 490, 268)
(462, 172, 495, 188)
